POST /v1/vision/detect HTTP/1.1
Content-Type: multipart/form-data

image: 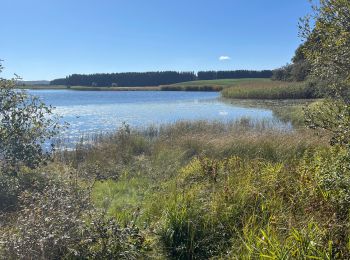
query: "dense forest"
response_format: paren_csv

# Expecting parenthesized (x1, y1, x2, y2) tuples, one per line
(50, 70, 273, 87)
(197, 70, 272, 80)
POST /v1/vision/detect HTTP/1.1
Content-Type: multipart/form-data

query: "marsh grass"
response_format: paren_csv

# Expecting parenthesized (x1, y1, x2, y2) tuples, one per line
(221, 98, 321, 127)
(48, 118, 350, 258)
(221, 80, 318, 99)
(152, 147, 349, 258)
(161, 78, 270, 91)
(4, 117, 346, 258)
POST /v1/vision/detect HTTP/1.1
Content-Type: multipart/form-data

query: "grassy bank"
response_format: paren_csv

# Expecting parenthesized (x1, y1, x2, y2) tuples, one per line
(221, 80, 318, 99)
(19, 85, 161, 91)
(20, 78, 271, 92)
(51, 119, 350, 259)
(18, 85, 68, 90)
(161, 78, 270, 91)
(4, 118, 350, 258)
(222, 99, 319, 127)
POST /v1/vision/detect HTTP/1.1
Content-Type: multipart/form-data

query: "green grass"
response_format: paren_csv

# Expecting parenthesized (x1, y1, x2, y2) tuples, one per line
(92, 176, 150, 223)
(6, 117, 350, 258)
(161, 78, 271, 91)
(53, 119, 343, 258)
(221, 80, 318, 99)
(268, 100, 324, 127)
(221, 99, 319, 127)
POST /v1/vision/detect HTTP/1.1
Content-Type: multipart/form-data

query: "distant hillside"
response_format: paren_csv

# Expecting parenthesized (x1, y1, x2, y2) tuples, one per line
(50, 70, 273, 87)
(17, 80, 50, 86)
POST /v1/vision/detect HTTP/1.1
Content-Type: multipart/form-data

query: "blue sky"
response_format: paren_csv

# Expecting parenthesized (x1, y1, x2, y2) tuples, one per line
(0, 0, 311, 80)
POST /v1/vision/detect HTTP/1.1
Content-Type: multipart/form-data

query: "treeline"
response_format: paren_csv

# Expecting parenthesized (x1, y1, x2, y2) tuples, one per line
(50, 70, 273, 87)
(197, 70, 272, 80)
(51, 71, 196, 87)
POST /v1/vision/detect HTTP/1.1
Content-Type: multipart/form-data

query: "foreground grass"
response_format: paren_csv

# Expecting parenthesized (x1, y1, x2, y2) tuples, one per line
(50, 119, 350, 259)
(4, 118, 350, 258)
(221, 80, 318, 99)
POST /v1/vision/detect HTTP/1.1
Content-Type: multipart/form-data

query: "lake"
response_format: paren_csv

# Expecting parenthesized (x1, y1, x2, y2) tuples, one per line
(28, 90, 284, 141)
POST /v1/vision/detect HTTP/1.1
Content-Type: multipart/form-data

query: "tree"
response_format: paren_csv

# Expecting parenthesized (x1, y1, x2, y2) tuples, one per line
(301, 0, 350, 147)
(301, 0, 350, 97)
(272, 64, 293, 81)
(272, 44, 311, 82)
(0, 62, 60, 174)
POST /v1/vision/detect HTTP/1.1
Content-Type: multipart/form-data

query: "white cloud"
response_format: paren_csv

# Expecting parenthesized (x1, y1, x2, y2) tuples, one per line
(219, 56, 231, 61)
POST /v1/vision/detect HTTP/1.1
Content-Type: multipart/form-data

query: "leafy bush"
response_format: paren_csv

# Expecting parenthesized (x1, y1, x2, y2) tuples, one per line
(0, 173, 18, 211)
(0, 73, 60, 174)
(0, 177, 89, 259)
(301, 0, 350, 155)
(0, 172, 145, 259)
(306, 146, 350, 216)
(0, 62, 60, 212)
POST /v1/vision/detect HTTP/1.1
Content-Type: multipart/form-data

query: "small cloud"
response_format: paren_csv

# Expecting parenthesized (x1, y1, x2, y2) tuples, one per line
(219, 56, 231, 61)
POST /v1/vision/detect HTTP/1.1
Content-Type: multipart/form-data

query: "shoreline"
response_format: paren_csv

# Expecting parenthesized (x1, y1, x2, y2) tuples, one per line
(18, 85, 163, 91)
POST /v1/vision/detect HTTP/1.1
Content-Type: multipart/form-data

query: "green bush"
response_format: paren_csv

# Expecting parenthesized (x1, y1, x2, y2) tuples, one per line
(0, 74, 60, 174)
(0, 173, 19, 211)
(0, 63, 60, 212)
(0, 172, 145, 259)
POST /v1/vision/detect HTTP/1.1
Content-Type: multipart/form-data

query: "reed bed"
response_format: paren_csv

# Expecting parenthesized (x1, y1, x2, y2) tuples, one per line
(222, 80, 318, 99)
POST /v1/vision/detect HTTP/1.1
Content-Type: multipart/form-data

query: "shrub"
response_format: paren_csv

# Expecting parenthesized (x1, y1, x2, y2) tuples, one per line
(306, 146, 350, 216)
(0, 64, 60, 174)
(0, 62, 60, 212)
(0, 173, 18, 211)
(0, 172, 145, 259)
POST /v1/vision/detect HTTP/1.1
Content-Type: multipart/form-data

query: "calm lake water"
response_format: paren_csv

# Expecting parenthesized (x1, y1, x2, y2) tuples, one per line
(28, 90, 282, 140)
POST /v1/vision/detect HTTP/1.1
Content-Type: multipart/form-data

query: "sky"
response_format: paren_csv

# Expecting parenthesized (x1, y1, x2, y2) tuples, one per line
(0, 0, 311, 80)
